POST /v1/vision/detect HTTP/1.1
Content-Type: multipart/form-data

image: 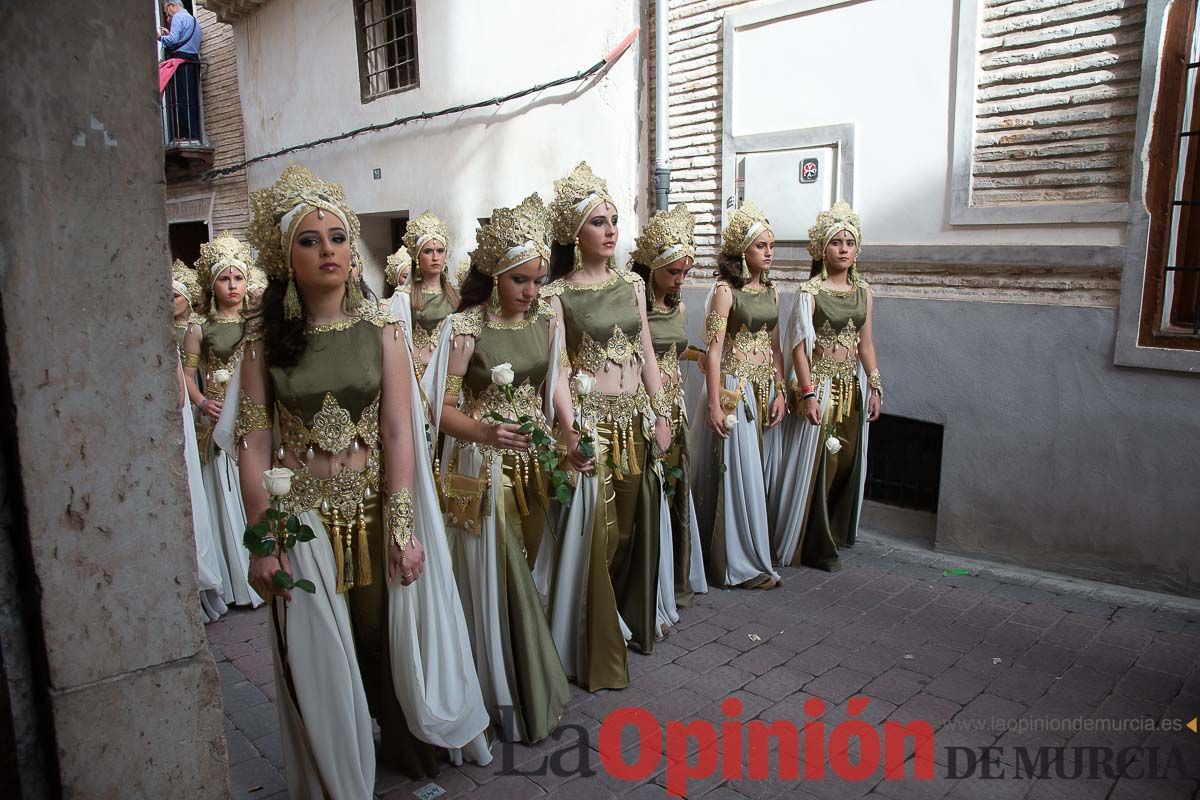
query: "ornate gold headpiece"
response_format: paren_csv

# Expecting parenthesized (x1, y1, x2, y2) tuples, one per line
(807, 201, 863, 261)
(632, 205, 695, 270)
(402, 211, 450, 261)
(171, 259, 202, 308)
(549, 161, 615, 245)
(384, 247, 412, 287)
(247, 163, 362, 318)
(195, 232, 253, 289)
(720, 201, 772, 257)
(247, 265, 269, 293)
(473, 193, 551, 277)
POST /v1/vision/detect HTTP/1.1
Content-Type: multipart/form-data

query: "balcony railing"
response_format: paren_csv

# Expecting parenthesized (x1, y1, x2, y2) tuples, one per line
(162, 57, 214, 180)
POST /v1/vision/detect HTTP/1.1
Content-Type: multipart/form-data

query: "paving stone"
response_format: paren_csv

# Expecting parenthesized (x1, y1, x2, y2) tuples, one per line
(1112, 666, 1183, 704)
(937, 625, 989, 653)
(861, 668, 930, 706)
(229, 756, 287, 799)
(254, 729, 283, 769)
(1038, 619, 1099, 651)
(1008, 603, 1067, 630)
(1112, 607, 1188, 633)
(229, 702, 280, 740)
(578, 688, 654, 722)
(644, 688, 711, 723)
(959, 603, 1017, 629)
(221, 679, 269, 712)
(925, 667, 991, 705)
(685, 663, 756, 697)
(719, 623, 783, 653)
(839, 645, 907, 679)
(788, 644, 854, 677)
(1043, 665, 1116, 706)
(773, 624, 833, 653)
(982, 623, 1042, 656)
(888, 692, 961, 731)
(732, 644, 796, 676)
(221, 640, 255, 660)
(1045, 594, 1116, 618)
(1096, 621, 1156, 651)
(458, 774, 546, 800)
(224, 726, 258, 767)
(1016, 643, 1076, 675)
(745, 665, 818, 702)
(637, 662, 701, 696)
(676, 642, 742, 674)
(895, 644, 960, 678)
(803, 666, 873, 704)
(986, 667, 1058, 706)
(1135, 642, 1199, 677)
(885, 587, 940, 611)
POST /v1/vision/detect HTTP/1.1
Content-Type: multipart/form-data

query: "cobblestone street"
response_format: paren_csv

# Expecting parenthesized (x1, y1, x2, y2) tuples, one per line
(209, 535, 1200, 800)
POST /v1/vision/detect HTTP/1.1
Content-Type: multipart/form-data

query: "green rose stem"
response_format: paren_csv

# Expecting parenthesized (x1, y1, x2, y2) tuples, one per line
(244, 471, 318, 595)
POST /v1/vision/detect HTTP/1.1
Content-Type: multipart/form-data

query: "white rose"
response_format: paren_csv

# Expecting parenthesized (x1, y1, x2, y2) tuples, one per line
(571, 373, 596, 397)
(825, 435, 843, 454)
(262, 467, 295, 497)
(212, 369, 232, 386)
(491, 363, 515, 387)
(724, 414, 738, 429)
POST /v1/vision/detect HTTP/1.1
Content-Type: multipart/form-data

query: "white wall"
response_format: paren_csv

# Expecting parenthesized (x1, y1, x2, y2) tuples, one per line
(236, 0, 644, 286)
(729, 0, 1126, 247)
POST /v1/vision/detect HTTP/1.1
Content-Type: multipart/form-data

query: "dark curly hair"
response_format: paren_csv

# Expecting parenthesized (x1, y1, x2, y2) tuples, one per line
(548, 242, 576, 282)
(716, 252, 774, 291)
(258, 277, 377, 369)
(631, 262, 681, 311)
(457, 263, 493, 312)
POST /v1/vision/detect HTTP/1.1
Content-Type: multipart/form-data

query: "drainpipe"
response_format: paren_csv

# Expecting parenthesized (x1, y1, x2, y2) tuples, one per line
(654, 0, 670, 211)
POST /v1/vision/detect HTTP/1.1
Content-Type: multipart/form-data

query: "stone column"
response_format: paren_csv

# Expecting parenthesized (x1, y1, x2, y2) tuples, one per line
(0, 2, 229, 796)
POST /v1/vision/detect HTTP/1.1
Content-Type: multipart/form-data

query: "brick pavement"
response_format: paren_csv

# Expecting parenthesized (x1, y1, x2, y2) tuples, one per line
(208, 535, 1200, 800)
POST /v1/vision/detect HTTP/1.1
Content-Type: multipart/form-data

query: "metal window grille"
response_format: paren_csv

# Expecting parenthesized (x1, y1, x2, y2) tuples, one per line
(355, 0, 419, 103)
(1164, 12, 1200, 335)
(865, 415, 942, 514)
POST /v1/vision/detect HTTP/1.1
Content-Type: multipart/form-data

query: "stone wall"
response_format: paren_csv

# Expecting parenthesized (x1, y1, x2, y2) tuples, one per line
(0, 1, 229, 795)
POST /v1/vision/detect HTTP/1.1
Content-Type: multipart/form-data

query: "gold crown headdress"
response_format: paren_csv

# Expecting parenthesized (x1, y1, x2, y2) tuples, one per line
(456, 255, 472, 290)
(247, 265, 269, 293)
(474, 193, 551, 278)
(195, 232, 254, 289)
(720, 201, 772, 258)
(402, 211, 450, 261)
(248, 163, 363, 319)
(171, 259, 202, 308)
(384, 247, 412, 287)
(549, 161, 615, 245)
(632, 205, 695, 270)
(807, 201, 863, 261)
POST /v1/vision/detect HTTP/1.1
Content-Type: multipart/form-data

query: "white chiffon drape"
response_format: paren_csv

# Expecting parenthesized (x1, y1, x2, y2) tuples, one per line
(181, 386, 227, 622)
(774, 291, 870, 565)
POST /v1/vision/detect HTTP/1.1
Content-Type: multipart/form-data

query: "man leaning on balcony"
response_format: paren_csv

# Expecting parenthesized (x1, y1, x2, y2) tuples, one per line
(159, 1, 203, 143)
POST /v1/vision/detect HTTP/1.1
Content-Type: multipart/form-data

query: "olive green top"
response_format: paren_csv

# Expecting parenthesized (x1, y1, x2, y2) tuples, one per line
(541, 270, 643, 370)
(726, 284, 778, 335)
(648, 303, 688, 360)
(458, 306, 555, 399)
(811, 283, 867, 337)
(269, 318, 382, 426)
(174, 323, 188, 355)
(201, 318, 244, 366)
(411, 290, 455, 339)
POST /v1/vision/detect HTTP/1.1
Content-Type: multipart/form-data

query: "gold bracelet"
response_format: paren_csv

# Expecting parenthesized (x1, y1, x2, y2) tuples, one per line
(183, 352, 201, 369)
(704, 312, 727, 345)
(444, 374, 463, 399)
(385, 488, 414, 550)
(235, 392, 271, 441)
(868, 368, 883, 398)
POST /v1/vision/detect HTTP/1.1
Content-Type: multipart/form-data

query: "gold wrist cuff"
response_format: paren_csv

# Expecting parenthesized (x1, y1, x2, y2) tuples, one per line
(868, 368, 883, 398)
(444, 374, 463, 399)
(386, 488, 415, 550)
(649, 388, 674, 420)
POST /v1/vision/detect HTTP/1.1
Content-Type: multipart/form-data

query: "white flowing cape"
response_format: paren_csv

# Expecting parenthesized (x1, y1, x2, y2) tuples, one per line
(181, 383, 227, 622)
(773, 291, 870, 565)
(218, 308, 491, 799)
(687, 285, 779, 586)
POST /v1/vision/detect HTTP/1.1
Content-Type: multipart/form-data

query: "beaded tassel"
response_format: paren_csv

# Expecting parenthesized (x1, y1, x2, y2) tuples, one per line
(626, 423, 641, 476)
(346, 275, 365, 311)
(355, 501, 372, 587)
(331, 507, 346, 593)
(284, 276, 302, 320)
(342, 510, 355, 589)
(513, 456, 530, 518)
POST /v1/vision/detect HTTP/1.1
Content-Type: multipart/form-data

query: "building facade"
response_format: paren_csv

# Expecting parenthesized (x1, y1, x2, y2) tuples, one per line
(164, 1, 252, 267)
(207, 0, 1198, 597)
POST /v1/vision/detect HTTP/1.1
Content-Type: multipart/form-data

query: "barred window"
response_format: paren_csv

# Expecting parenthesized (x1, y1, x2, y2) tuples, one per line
(354, 0, 419, 103)
(1141, 0, 1200, 347)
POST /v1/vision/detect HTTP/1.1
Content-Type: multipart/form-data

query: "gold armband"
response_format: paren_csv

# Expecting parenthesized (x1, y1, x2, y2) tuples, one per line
(704, 312, 727, 345)
(868, 368, 883, 398)
(385, 488, 415, 551)
(234, 391, 271, 441)
(649, 388, 674, 420)
(444, 374, 463, 399)
(183, 352, 201, 369)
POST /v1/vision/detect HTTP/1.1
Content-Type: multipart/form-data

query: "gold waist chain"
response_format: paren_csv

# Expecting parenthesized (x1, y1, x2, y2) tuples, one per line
(812, 355, 859, 424)
(579, 387, 651, 477)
